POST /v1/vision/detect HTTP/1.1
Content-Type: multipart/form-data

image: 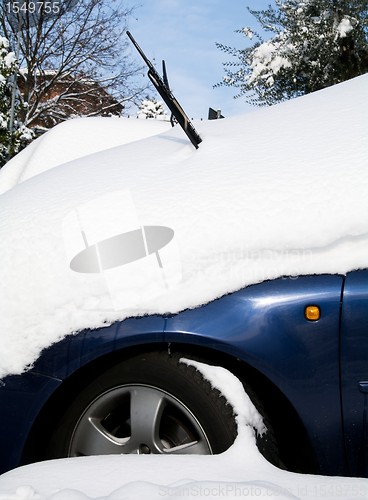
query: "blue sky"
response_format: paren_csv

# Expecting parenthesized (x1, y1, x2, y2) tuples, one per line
(127, 0, 274, 119)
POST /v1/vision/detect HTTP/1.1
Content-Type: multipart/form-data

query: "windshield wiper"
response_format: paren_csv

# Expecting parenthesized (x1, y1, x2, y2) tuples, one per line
(127, 31, 202, 149)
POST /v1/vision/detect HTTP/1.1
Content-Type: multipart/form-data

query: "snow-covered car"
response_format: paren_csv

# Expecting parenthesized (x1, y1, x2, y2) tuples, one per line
(0, 75, 367, 478)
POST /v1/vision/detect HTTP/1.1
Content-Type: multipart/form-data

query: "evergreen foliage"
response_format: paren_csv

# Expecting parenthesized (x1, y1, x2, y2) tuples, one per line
(138, 98, 167, 119)
(0, 36, 32, 167)
(216, 0, 368, 105)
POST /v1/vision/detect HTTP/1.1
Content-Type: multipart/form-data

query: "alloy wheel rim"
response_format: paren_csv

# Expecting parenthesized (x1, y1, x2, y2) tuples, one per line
(68, 384, 213, 456)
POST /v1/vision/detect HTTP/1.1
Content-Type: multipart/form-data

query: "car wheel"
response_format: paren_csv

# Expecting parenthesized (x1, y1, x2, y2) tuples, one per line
(47, 352, 238, 457)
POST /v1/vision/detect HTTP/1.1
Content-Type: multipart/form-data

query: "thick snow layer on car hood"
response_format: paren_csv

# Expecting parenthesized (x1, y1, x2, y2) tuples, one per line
(0, 75, 367, 377)
(0, 116, 171, 195)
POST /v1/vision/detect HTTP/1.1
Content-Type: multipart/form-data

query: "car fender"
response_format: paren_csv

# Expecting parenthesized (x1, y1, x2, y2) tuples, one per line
(164, 274, 345, 475)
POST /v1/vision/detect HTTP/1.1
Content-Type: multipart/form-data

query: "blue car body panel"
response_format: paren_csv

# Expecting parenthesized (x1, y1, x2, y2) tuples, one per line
(341, 270, 368, 477)
(0, 271, 367, 476)
(165, 275, 345, 475)
(30, 316, 166, 379)
(0, 373, 62, 471)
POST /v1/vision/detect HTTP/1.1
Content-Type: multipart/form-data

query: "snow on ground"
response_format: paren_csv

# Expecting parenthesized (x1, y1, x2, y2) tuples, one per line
(0, 75, 367, 379)
(0, 361, 367, 500)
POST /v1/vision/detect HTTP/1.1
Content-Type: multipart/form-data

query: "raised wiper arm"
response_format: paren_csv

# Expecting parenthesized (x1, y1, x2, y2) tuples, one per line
(127, 31, 202, 149)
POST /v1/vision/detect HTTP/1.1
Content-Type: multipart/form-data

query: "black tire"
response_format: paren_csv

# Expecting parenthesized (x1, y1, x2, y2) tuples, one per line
(47, 352, 238, 458)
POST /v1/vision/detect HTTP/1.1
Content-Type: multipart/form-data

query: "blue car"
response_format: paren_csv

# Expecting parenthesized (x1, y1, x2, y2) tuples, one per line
(1, 269, 367, 477)
(1, 70, 366, 481)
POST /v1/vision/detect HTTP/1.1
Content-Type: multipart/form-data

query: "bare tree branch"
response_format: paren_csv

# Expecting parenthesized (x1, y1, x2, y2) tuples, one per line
(1, 0, 148, 130)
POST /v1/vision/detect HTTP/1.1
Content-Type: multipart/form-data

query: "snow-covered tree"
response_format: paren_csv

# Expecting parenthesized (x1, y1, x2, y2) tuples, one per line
(138, 98, 167, 119)
(1, 1, 147, 132)
(216, 0, 368, 105)
(0, 36, 32, 166)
